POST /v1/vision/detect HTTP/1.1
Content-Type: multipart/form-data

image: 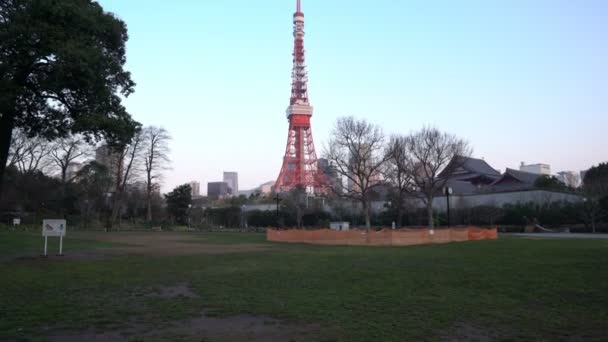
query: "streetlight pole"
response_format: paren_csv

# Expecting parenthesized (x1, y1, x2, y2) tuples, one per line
(187, 204, 192, 229)
(274, 193, 281, 217)
(444, 187, 453, 228)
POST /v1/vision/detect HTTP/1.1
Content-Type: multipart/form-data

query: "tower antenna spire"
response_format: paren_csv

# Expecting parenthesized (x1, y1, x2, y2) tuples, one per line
(297, 0, 301, 13)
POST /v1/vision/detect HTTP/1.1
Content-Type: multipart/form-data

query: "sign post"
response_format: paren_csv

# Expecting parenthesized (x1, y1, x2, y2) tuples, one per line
(42, 219, 67, 256)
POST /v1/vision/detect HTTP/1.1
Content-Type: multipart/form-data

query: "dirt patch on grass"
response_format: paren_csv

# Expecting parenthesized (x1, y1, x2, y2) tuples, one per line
(46, 310, 330, 342)
(439, 323, 514, 341)
(11, 251, 115, 263)
(70, 232, 272, 257)
(439, 322, 607, 341)
(146, 283, 200, 299)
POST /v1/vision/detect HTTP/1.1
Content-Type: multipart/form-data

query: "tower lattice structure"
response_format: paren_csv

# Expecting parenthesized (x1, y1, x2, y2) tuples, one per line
(275, 0, 327, 194)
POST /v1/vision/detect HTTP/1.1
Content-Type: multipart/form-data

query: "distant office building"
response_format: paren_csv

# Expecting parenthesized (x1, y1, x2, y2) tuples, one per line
(259, 181, 275, 195)
(95, 145, 116, 167)
(65, 162, 83, 181)
(95, 145, 119, 182)
(318, 158, 342, 194)
(131, 181, 147, 192)
(519, 162, 551, 175)
(223, 172, 238, 196)
(557, 171, 580, 188)
(189, 181, 201, 197)
(208, 182, 231, 198)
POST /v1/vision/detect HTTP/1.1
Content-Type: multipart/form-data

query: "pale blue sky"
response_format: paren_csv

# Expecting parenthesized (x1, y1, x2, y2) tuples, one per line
(98, 0, 608, 193)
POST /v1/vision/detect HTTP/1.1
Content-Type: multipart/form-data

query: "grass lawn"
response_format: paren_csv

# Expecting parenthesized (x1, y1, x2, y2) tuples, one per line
(0, 231, 132, 258)
(0, 231, 607, 341)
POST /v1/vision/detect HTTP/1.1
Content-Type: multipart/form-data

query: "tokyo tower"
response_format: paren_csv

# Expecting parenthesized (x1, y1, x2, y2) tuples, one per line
(274, 0, 327, 194)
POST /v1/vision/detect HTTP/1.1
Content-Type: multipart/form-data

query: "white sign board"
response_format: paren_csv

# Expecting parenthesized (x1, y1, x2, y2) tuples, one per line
(13, 218, 21, 226)
(42, 219, 67, 237)
(330, 222, 350, 231)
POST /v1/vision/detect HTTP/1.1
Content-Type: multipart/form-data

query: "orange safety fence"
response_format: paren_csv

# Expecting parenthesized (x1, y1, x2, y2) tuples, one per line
(467, 227, 498, 241)
(267, 227, 497, 246)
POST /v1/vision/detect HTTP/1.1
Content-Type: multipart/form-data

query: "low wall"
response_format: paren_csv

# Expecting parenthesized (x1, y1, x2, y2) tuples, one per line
(267, 227, 497, 246)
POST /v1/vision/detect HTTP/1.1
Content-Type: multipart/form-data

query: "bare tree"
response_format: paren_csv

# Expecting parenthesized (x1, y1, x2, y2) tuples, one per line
(324, 117, 390, 229)
(141, 126, 171, 222)
(46, 135, 92, 215)
(49, 136, 91, 185)
(282, 185, 307, 228)
(401, 127, 471, 229)
(384, 136, 415, 227)
(6, 130, 29, 168)
(8, 130, 53, 174)
(108, 131, 144, 229)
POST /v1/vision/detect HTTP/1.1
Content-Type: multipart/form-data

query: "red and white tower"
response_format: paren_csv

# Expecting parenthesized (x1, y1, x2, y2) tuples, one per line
(274, 0, 327, 194)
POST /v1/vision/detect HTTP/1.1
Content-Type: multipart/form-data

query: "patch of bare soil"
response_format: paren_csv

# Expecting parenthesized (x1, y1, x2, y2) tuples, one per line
(439, 323, 512, 341)
(46, 311, 328, 342)
(440, 322, 607, 341)
(146, 283, 200, 299)
(10, 251, 115, 263)
(71, 232, 272, 257)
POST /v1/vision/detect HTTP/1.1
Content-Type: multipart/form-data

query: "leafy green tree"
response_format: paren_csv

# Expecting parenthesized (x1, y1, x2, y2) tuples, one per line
(74, 161, 112, 228)
(205, 207, 242, 228)
(583, 162, 608, 232)
(583, 163, 608, 196)
(535, 175, 568, 191)
(164, 184, 192, 225)
(0, 0, 140, 195)
(0, 165, 64, 215)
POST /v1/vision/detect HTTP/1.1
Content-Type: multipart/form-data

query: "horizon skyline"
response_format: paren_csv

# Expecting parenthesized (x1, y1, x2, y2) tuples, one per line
(98, 0, 608, 193)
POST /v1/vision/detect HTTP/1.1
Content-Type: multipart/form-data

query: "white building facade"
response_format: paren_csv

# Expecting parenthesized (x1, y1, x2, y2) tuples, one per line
(520, 162, 551, 175)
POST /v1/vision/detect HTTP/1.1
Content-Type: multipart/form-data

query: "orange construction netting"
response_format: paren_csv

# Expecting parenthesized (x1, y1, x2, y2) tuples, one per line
(267, 227, 497, 246)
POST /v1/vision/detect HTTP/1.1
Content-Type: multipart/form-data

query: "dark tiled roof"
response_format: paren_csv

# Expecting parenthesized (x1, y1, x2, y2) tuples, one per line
(460, 156, 501, 176)
(489, 168, 541, 192)
(501, 168, 541, 185)
(440, 156, 501, 178)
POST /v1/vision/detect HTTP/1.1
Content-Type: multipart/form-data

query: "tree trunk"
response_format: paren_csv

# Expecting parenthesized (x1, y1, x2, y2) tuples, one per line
(297, 208, 302, 229)
(111, 191, 123, 229)
(363, 199, 371, 229)
(59, 168, 68, 217)
(427, 201, 435, 229)
(0, 110, 16, 198)
(146, 188, 152, 223)
(397, 210, 404, 228)
(397, 205, 404, 228)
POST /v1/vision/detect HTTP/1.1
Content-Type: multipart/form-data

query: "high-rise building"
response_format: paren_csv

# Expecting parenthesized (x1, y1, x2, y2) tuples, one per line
(189, 181, 201, 197)
(557, 171, 580, 188)
(259, 181, 276, 195)
(207, 182, 231, 199)
(95, 145, 114, 168)
(519, 162, 551, 175)
(65, 162, 83, 181)
(94, 145, 119, 182)
(318, 158, 342, 194)
(223, 172, 238, 196)
(274, 0, 327, 194)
